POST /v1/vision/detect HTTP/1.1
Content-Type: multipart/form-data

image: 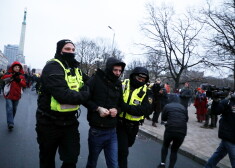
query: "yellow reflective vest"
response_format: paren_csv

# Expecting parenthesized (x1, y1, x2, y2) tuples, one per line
(119, 79, 147, 121)
(50, 59, 84, 112)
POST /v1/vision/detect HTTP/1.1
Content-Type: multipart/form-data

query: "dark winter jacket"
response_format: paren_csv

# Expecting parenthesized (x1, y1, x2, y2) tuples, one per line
(179, 87, 193, 109)
(151, 83, 168, 110)
(162, 94, 188, 135)
(36, 54, 89, 126)
(212, 98, 235, 144)
(85, 57, 125, 128)
(1, 61, 26, 100)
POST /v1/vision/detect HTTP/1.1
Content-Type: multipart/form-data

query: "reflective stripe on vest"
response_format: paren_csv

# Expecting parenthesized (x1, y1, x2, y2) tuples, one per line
(50, 59, 84, 112)
(119, 79, 147, 121)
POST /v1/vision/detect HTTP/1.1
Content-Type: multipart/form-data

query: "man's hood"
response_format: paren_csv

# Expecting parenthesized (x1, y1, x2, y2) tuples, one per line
(105, 57, 126, 73)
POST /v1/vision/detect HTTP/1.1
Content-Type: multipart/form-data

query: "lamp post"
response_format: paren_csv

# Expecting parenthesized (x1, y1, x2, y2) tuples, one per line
(108, 26, 115, 57)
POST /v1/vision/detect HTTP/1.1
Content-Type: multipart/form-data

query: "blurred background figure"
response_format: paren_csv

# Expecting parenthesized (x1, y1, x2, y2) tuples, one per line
(194, 88, 208, 122)
(179, 82, 193, 112)
(151, 78, 168, 127)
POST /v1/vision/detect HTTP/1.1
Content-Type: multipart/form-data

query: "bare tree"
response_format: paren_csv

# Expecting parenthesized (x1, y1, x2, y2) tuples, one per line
(75, 38, 125, 76)
(127, 60, 145, 70)
(75, 39, 100, 75)
(145, 49, 167, 81)
(140, 3, 204, 89)
(200, 0, 235, 88)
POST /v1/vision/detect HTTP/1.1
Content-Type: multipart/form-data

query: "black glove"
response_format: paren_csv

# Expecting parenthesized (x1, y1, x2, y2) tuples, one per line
(12, 72, 21, 78)
(78, 85, 90, 104)
(14, 77, 21, 83)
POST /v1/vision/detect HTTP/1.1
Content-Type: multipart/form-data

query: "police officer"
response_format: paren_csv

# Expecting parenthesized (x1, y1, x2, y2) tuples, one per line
(205, 93, 235, 168)
(36, 39, 90, 168)
(117, 67, 153, 168)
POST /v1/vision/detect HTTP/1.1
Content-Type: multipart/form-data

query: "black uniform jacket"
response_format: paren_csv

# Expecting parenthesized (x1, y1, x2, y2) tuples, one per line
(120, 86, 153, 122)
(36, 57, 89, 126)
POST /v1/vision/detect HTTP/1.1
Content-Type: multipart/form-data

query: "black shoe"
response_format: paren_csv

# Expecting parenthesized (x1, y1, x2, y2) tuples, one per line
(208, 125, 214, 129)
(157, 163, 166, 168)
(152, 122, 157, 127)
(146, 117, 152, 121)
(8, 124, 14, 130)
(200, 125, 208, 129)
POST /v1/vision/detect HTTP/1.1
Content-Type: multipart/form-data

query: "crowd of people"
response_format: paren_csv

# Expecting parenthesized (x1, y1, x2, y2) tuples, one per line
(1, 39, 234, 168)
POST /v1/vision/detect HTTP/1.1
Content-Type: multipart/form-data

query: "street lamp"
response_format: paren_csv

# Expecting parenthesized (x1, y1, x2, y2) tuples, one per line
(108, 26, 115, 57)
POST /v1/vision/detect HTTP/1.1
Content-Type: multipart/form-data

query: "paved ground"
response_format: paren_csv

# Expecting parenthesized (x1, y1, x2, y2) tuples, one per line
(139, 104, 231, 168)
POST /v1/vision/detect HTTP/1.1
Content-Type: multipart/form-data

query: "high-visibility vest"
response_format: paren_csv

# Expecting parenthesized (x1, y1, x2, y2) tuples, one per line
(119, 79, 147, 121)
(50, 59, 84, 112)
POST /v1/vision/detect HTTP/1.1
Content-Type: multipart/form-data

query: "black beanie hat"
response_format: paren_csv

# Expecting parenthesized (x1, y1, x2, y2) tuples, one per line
(56, 39, 75, 54)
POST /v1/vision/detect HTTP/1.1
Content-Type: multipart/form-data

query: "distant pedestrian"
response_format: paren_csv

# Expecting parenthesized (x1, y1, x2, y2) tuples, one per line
(1, 61, 26, 130)
(157, 94, 188, 168)
(85, 57, 126, 168)
(35, 39, 90, 168)
(194, 88, 207, 122)
(179, 82, 193, 111)
(201, 98, 213, 129)
(117, 67, 153, 168)
(164, 82, 171, 94)
(0, 69, 6, 94)
(151, 78, 168, 127)
(204, 93, 235, 168)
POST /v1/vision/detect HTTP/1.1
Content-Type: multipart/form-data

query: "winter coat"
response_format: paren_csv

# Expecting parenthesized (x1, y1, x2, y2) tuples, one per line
(151, 83, 168, 111)
(120, 67, 153, 123)
(85, 57, 125, 128)
(162, 94, 188, 135)
(179, 87, 193, 109)
(194, 92, 208, 115)
(212, 98, 235, 144)
(36, 54, 89, 126)
(1, 61, 26, 100)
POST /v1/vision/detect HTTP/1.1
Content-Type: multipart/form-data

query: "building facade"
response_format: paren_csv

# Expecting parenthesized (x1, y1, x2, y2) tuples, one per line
(3, 45, 18, 65)
(3, 10, 27, 66)
(0, 50, 8, 70)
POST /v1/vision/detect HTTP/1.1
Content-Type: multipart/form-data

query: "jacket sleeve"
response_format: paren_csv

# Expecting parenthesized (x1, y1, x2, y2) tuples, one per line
(120, 90, 153, 116)
(42, 61, 89, 105)
(83, 75, 99, 112)
(19, 75, 27, 87)
(82, 71, 90, 82)
(1, 73, 13, 83)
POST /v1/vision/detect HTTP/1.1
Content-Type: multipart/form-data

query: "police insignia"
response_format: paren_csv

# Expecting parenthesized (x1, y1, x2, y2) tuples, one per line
(134, 99, 141, 104)
(148, 97, 153, 104)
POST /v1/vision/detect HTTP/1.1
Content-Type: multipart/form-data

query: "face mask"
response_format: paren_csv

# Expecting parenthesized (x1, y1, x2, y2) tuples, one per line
(105, 68, 120, 82)
(61, 52, 75, 59)
(60, 52, 77, 67)
(130, 76, 145, 88)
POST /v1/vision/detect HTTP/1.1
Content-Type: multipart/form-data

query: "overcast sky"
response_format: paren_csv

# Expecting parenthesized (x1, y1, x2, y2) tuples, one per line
(0, 0, 206, 69)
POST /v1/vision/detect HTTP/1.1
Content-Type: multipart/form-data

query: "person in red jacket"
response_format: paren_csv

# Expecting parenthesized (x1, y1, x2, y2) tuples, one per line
(194, 88, 208, 122)
(1, 61, 26, 130)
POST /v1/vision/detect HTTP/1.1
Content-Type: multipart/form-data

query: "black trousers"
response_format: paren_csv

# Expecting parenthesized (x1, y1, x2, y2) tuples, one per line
(161, 131, 185, 168)
(152, 101, 162, 123)
(117, 121, 139, 168)
(36, 123, 80, 168)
